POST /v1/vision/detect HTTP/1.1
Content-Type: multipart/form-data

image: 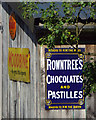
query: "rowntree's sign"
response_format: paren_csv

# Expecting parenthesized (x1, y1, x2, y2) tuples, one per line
(8, 48, 30, 83)
(45, 48, 85, 110)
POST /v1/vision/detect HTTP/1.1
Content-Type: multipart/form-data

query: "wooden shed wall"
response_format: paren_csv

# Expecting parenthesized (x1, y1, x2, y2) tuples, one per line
(2, 2, 41, 118)
(1, 2, 96, 119)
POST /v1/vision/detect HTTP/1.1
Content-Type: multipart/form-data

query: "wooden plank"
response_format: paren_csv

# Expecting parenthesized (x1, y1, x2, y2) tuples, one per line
(32, 35, 37, 118)
(0, 2, 2, 119)
(23, 24, 28, 118)
(36, 43, 41, 118)
(7, 4, 10, 118)
(20, 22, 24, 118)
(28, 30, 35, 118)
(16, 22, 21, 118)
(26, 28, 32, 118)
(36, 43, 38, 118)
(32, 35, 40, 118)
(36, 44, 41, 118)
(27, 30, 40, 118)
(39, 45, 42, 118)
(8, 6, 12, 118)
(2, 3, 9, 118)
(8, 5, 12, 119)
(40, 45, 46, 118)
(11, 16, 18, 118)
(8, 42, 12, 119)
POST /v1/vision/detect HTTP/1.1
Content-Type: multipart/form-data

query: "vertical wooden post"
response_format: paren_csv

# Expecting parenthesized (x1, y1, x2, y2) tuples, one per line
(0, 1, 2, 119)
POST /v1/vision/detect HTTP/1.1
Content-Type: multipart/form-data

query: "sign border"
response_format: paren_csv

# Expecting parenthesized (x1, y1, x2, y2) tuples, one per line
(45, 48, 85, 109)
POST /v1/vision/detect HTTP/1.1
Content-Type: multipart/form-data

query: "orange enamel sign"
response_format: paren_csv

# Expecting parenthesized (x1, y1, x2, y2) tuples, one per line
(8, 48, 30, 83)
(9, 13, 16, 40)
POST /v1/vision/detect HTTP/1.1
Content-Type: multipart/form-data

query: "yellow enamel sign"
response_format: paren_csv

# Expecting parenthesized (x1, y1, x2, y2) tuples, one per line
(8, 48, 30, 82)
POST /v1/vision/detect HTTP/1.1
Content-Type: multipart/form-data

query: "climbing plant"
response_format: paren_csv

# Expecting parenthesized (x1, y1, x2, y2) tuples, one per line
(20, 1, 96, 96)
(82, 58, 96, 97)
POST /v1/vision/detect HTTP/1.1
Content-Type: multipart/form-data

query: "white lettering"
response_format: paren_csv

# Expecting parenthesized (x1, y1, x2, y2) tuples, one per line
(48, 90, 83, 99)
(47, 59, 83, 70)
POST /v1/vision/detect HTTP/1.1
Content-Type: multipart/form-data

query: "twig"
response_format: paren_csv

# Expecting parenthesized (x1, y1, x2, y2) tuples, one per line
(65, 40, 76, 49)
(78, 23, 86, 35)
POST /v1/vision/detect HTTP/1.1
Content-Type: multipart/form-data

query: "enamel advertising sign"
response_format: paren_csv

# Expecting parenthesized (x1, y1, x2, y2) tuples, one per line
(45, 48, 85, 110)
(9, 12, 16, 40)
(8, 48, 30, 83)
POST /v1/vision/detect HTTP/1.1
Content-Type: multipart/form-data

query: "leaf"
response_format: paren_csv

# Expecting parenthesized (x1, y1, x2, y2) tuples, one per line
(20, 1, 96, 54)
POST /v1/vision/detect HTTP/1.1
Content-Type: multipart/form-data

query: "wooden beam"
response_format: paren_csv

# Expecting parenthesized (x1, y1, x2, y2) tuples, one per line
(7, 2, 34, 33)
(0, 2, 2, 119)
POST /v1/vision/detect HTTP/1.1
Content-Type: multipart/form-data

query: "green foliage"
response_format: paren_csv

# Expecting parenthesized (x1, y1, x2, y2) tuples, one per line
(20, 2, 96, 97)
(19, 2, 39, 19)
(20, 2, 96, 49)
(82, 58, 96, 97)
